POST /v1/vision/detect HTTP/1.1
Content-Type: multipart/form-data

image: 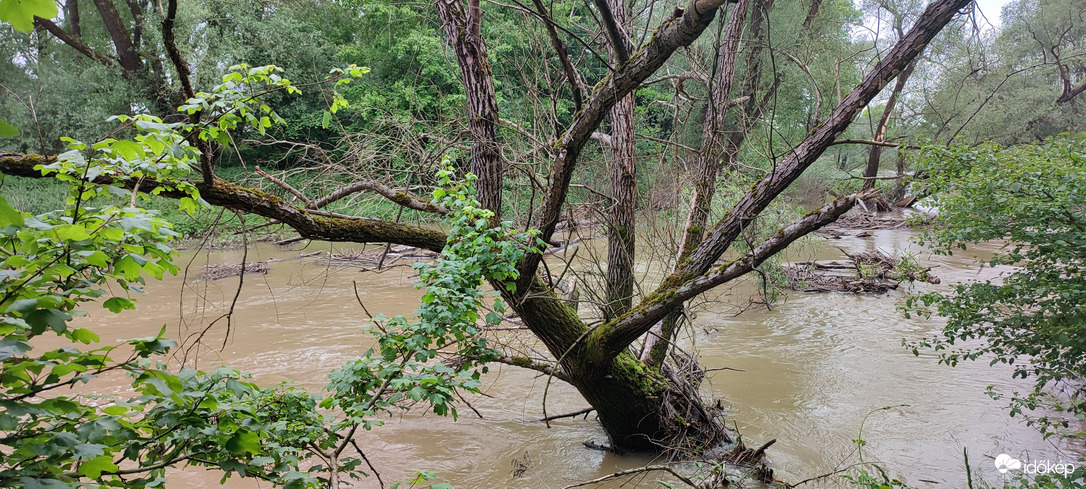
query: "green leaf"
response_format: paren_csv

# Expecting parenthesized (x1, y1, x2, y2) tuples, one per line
(73, 443, 106, 461)
(71, 328, 100, 344)
(178, 197, 197, 215)
(0, 0, 58, 32)
(84, 250, 110, 268)
(19, 478, 70, 489)
(78, 454, 119, 478)
(110, 139, 144, 160)
(54, 224, 92, 242)
(225, 430, 262, 456)
(0, 117, 18, 138)
(25, 308, 70, 334)
(102, 405, 127, 416)
(103, 297, 135, 313)
(0, 195, 25, 228)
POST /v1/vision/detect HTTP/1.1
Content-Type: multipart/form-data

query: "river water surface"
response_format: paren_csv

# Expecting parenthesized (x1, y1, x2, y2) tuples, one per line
(66, 227, 1084, 488)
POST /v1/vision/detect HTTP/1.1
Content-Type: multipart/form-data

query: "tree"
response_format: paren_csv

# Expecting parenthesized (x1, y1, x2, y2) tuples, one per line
(917, 0, 1086, 145)
(857, 0, 923, 192)
(1, 0, 976, 454)
(0, 63, 525, 488)
(906, 134, 1086, 440)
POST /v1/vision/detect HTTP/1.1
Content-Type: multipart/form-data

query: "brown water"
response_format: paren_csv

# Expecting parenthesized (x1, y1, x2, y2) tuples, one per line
(63, 231, 1084, 488)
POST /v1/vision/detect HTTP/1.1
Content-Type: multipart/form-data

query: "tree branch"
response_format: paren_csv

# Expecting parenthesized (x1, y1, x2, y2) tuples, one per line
(91, 0, 141, 77)
(529, 0, 585, 110)
(0, 153, 449, 252)
(161, 0, 194, 100)
(829, 138, 903, 148)
(586, 0, 973, 361)
(594, 0, 632, 63)
(593, 190, 876, 360)
(1057, 79, 1086, 104)
(33, 17, 114, 67)
(679, 0, 971, 278)
(519, 0, 741, 288)
(492, 355, 571, 383)
(311, 180, 449, 215)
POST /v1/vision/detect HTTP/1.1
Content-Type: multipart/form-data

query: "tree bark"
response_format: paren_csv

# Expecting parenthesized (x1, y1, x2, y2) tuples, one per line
(603, 0, 637, 321)
(803, 0, 823, 30)
(67, 0, 82, 38)
(33, 17, 113, 67)
(435, 0, 504, 215)
(92, 0, 142, 78)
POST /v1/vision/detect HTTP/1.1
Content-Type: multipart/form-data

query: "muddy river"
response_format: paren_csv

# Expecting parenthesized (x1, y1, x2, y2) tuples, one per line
(65, 227, 1084, 488)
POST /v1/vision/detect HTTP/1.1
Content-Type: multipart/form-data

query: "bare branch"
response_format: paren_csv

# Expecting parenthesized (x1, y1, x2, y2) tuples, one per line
(255, 166, 312, 207)
(529, 0, 585, 110)
(520, 0, 742, 287)
(311, 180, 448, 215)
(562, 465, 701, 489)
(491, 355, 572, 383)
(829, 138, 904, 148)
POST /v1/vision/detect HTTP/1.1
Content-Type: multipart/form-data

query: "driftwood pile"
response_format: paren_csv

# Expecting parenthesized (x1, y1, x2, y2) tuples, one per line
(816, 211, 933, 240)
(201, 261, 271, 280)
(786, 249, 938, 293)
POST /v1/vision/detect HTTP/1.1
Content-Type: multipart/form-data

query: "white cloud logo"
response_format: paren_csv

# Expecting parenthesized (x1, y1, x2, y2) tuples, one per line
(995, 454, 1022, 474)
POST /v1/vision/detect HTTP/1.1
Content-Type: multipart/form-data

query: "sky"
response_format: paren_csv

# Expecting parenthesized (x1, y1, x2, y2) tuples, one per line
(972, 0, 1012, 28)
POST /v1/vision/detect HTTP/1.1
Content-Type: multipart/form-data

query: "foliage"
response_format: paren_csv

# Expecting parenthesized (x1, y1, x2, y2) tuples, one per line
(323, 163, 541, 424)
(904, 134, 1086, 439)
(0, 64, 323, 488)
(916, 0, 1086, 145)
(0, 0, 56, 32)
(1, 62, 537, 487)
(0, 118, 17, 138)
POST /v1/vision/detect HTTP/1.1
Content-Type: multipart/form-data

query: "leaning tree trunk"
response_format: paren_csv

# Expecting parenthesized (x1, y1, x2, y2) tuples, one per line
(510, 278, 724, 451)
(862, 60, 915, 191)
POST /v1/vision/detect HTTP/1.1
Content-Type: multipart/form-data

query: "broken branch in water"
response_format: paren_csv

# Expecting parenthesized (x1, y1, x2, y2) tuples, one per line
(561, 465, 702, 489)
(535, 407, 594, 422)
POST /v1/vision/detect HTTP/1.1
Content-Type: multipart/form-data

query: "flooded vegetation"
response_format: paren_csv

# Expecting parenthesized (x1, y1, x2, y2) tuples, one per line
(3, 0, 1085, 487)
(61, 225, 1082, 488)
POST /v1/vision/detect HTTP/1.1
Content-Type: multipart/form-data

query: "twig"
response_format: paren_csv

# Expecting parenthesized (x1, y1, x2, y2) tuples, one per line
(255, 166, 312, 207)
(456, 390, 484, 419)
(703, 366, 744, 373)
(561, 465, 700, 489)
(349, 439, 385, 489)
(535, 407, 594, 422)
